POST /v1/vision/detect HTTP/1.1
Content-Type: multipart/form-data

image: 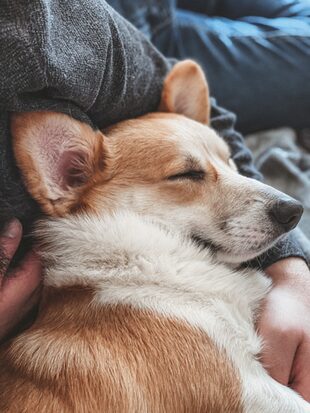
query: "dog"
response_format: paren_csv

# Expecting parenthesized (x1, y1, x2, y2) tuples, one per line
(0, 60, 309, 412)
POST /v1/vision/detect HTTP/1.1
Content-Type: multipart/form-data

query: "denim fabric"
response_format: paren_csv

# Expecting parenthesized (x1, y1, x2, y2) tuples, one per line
(179, 0, 310, 18)
(106, 0, 175, 39)
(108, 0, 310, 134)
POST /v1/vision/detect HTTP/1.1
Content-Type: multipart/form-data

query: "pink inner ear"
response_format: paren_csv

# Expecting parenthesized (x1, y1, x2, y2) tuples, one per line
(36, 121, 90, 192)
(58, 150, 89, 189)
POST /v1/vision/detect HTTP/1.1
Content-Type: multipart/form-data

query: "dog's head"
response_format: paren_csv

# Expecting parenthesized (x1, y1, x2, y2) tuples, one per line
(11, 60, 303, 264)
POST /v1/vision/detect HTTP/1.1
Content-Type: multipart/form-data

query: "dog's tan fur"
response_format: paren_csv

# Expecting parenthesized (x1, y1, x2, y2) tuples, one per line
(0, 287, 241, 413)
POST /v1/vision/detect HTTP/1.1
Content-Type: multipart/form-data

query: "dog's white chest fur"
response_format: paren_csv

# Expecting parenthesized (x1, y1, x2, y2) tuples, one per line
(40, 212, 309, 413)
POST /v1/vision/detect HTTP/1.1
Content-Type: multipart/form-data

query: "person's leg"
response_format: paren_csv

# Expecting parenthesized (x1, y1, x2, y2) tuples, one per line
(178, 0, 310, 19)
(153, 5, 310, 133)
(177, 0, 219, 16)
(106, 0, 176, 39)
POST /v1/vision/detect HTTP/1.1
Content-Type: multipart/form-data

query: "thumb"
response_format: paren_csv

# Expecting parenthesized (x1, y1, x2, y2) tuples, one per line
(0, 219, 22, 284)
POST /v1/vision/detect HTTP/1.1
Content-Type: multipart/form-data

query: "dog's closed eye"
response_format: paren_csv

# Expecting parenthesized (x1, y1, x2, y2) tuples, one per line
(167, 170, 205, 181)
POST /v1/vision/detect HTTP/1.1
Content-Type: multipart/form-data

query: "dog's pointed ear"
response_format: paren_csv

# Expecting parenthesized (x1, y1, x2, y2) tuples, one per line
(11, 112, 106, 216)
(159, 60, 210, 124)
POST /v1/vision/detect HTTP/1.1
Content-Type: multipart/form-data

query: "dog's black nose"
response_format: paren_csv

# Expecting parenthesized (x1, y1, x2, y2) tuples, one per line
(270, 199, 303, 231)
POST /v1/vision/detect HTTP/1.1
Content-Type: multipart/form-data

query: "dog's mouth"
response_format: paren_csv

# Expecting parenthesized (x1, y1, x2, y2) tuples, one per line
(191, 235, 221, 254)
(191, 231, 284, 264)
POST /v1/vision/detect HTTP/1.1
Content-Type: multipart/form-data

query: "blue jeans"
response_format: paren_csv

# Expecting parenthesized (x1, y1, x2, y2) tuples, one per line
(107, 0, 310, 134)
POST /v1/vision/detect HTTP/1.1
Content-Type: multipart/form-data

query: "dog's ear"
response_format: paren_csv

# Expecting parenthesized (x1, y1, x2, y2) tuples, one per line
(159, 60, 210, 124)
(11, 112, 106, 216)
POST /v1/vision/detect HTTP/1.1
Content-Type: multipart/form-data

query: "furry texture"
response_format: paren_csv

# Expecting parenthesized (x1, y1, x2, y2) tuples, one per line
(37, 212, 310, 413)
(1, 211, 309, 412)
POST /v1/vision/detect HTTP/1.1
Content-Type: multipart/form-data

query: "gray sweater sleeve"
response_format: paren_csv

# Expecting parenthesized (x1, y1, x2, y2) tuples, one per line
(210, 98, 307, 269)
(0, 0, 172, 125)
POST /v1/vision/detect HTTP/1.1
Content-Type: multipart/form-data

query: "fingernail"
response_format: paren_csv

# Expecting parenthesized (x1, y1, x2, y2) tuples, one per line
(3, 219, 21, 239)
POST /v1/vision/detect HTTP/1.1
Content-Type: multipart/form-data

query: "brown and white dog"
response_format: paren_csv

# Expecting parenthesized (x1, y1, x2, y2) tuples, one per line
(0, 61, 309, 412)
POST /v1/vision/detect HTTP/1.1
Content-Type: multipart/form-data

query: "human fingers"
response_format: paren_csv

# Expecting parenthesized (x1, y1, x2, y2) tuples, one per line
(0, 250, 42, 341)
(290, 338, 310, 402)
(258, 289, 301, 385)
(0, 219, 23, 284)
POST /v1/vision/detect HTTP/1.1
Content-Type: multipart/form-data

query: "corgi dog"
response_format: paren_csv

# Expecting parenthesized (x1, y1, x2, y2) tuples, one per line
(0, 60, 308, 413)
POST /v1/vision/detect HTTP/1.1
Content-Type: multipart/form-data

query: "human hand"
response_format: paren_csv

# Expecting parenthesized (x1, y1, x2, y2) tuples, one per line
(0, 219, 42, 342)
(259, 257, 310, 401)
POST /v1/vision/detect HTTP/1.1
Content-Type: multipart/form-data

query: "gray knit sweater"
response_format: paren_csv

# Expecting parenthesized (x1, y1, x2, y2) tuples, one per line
(0, 0, 305, 268)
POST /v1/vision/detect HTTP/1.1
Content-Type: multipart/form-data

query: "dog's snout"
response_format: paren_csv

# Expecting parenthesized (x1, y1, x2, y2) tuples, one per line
(270, 198, 303, 232)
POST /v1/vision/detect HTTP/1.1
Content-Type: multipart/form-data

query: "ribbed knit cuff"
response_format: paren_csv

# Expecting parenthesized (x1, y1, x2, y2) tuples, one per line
(247, 232, 309, 270)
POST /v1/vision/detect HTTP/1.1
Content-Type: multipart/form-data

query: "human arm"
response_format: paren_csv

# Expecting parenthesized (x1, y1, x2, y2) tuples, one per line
(261, 258, 310, 401)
